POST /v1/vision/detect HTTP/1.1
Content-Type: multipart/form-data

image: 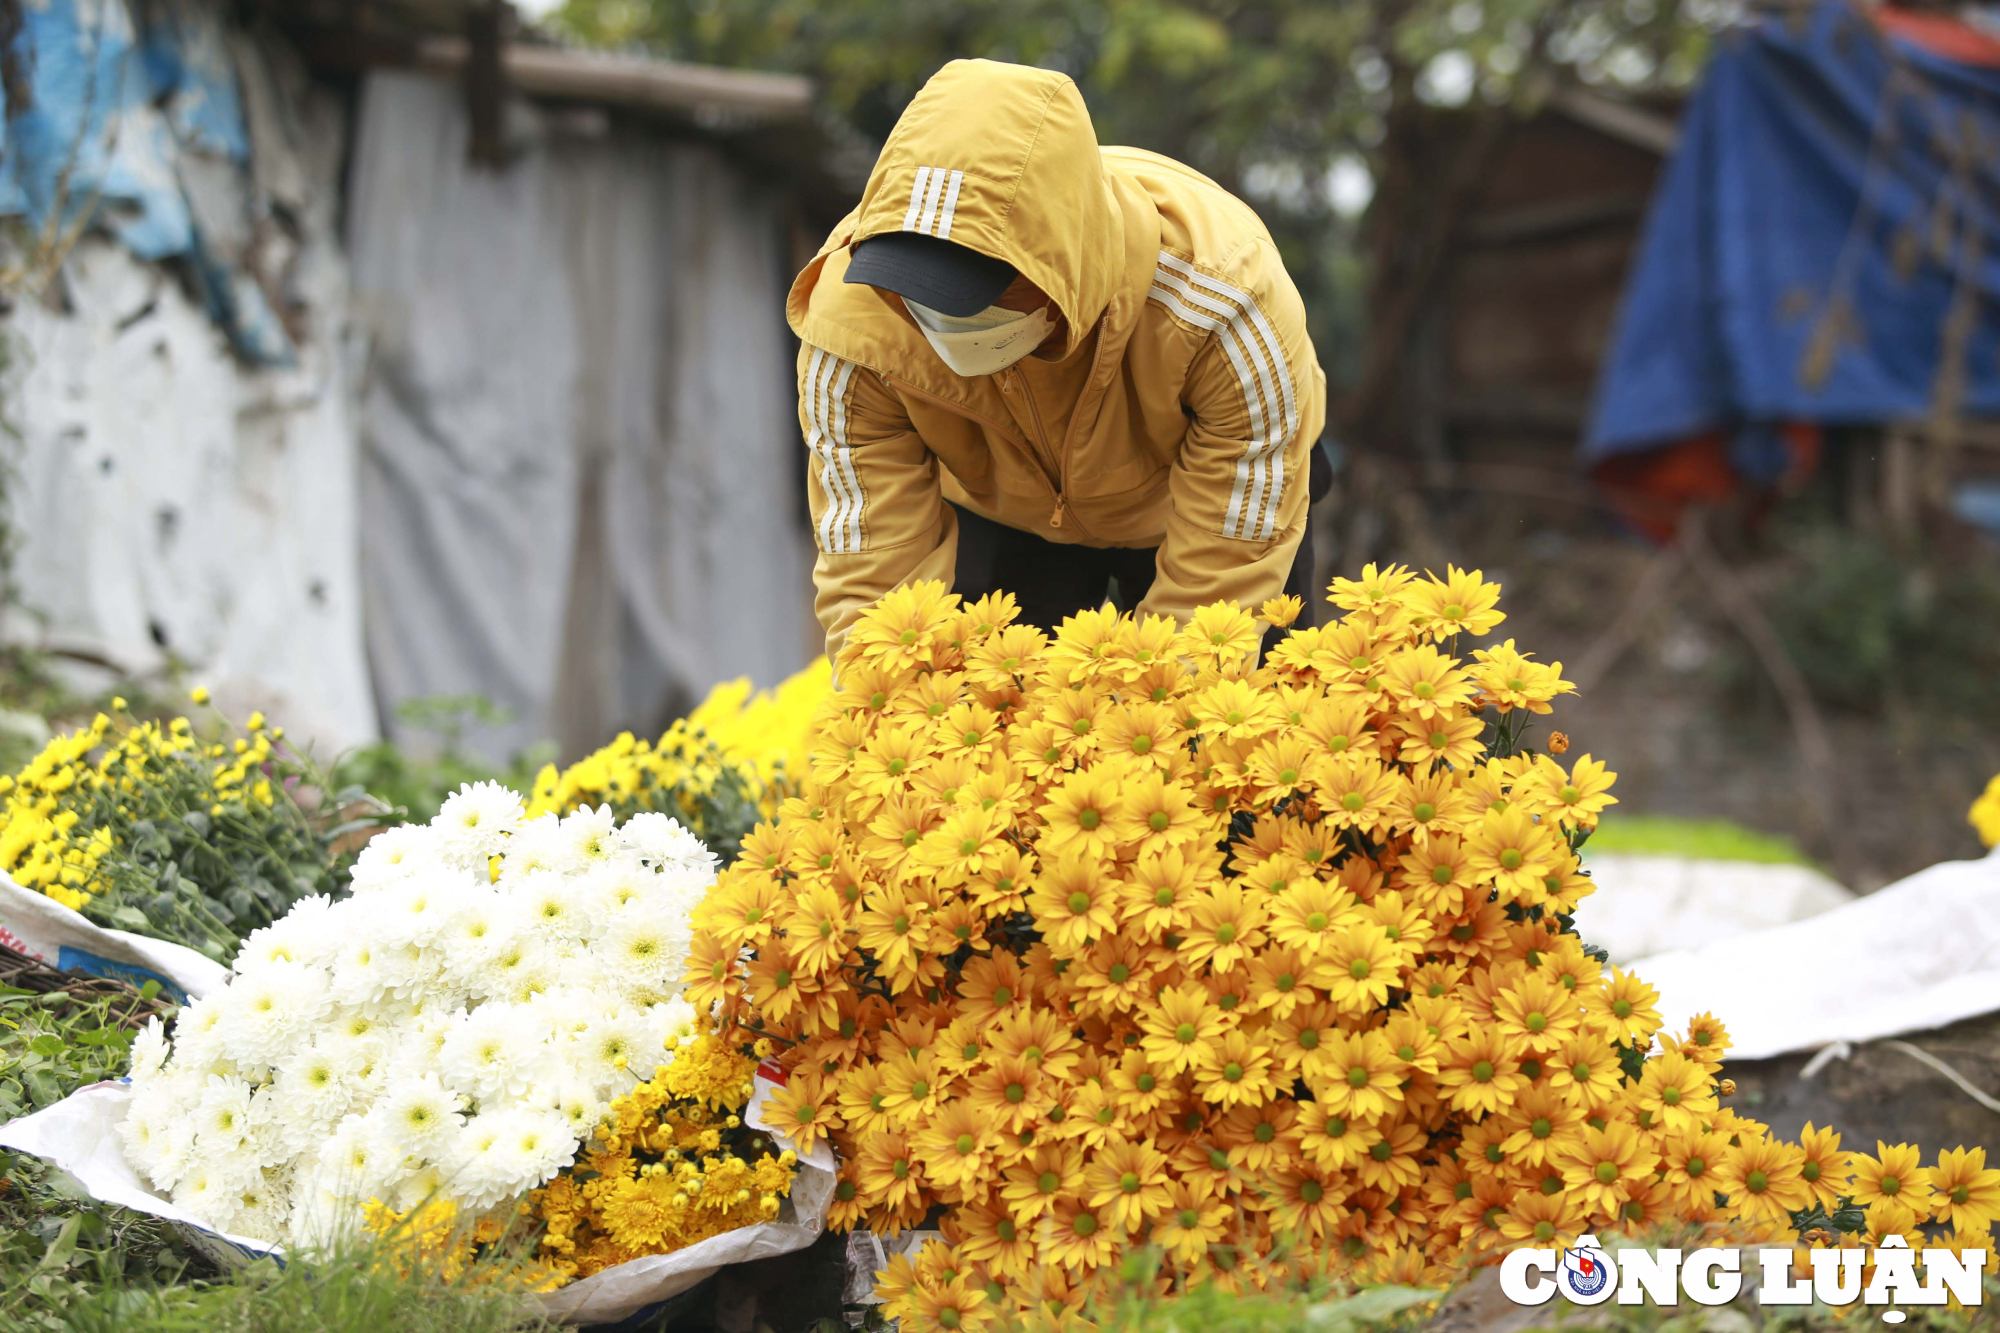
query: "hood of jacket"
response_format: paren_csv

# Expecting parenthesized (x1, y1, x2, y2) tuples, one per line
(789, 59, 1133, 368)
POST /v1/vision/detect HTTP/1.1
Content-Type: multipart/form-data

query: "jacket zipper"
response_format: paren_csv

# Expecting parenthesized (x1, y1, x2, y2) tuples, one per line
(882, 373, 1092, 538)
(1009, 365, 1071, 530)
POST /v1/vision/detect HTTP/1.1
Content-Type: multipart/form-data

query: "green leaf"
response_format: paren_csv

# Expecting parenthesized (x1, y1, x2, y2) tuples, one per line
(1304, 1284, 1442, 1333)
(27, 1034, 65, 1058)
(138, 979, 161, 1000)
(110, 905, 151, 931)
(34, 1214, 80, 1274)
(24, 1068, 60, 1107)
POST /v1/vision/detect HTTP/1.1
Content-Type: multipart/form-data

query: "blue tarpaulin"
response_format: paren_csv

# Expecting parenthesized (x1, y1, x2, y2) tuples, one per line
(0, 0, 292, 364)
(1583, 2, 2000, 472)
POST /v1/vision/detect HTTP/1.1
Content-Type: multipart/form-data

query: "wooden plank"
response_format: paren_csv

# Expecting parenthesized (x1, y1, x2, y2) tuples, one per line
(415, 35, 814, 119)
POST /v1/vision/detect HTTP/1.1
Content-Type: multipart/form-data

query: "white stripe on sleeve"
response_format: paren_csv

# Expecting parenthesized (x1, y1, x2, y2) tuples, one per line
(902, 168, 932, 233)
(1149, 252, 1299, 540)
(914, 168, 947, 236)
(935, 170, 964, 238)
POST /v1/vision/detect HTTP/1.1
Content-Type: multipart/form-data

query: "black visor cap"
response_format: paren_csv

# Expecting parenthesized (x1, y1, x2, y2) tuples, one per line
(844, 232, 1016, 318)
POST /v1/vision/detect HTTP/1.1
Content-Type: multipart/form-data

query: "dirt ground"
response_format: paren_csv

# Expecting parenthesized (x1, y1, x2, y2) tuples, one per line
(1724, 1010, 2000, 1162)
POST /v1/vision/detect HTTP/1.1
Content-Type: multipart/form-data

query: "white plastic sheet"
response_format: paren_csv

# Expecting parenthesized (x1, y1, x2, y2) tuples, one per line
(0, 24, 378, 754)
(1630, 847, 2000, 1061)
(1571, 854, 1852, 963)
(0, 871, 227, 1002)
(0, 1062, 833, 1326)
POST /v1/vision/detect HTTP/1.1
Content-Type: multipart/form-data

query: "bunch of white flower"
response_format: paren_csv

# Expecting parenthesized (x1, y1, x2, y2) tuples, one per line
(118, 784, 718, 1247)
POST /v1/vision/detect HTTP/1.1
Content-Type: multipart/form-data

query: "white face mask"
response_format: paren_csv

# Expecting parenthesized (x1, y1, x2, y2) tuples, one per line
(904, 297, 1055, 377)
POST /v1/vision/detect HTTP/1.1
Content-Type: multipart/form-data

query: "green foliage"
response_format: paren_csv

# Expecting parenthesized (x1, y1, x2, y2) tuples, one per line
(1582, 813, 1812, 866)
(331, 695, 550, 826)
(0, 1150, 211, 1332)
(0, 987, 147, 1119)
(545, 0, 1724, 380)
(36, 1249, 556, 1333)
(1760, 528, 2000, 724)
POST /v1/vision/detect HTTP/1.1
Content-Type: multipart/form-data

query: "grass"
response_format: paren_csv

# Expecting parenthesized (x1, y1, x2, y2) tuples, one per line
(1581, 814, 1812, 866)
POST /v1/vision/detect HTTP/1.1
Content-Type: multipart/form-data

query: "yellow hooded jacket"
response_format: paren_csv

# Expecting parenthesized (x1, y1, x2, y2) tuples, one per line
(789, 59, 1327, 660)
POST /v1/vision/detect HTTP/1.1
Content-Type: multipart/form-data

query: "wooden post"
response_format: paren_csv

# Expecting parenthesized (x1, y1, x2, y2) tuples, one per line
(465, 0, 508, 169)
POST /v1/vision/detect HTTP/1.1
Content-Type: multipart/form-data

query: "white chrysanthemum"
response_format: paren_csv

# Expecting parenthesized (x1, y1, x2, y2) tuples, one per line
(317, 1113, 398, 1204)
(171, 1161, 234, 1230)
(519, 986, 596, 1046)
(217, 962, 330, 1069)
(328, 935, 416, 1008)
(558, 805, 620, 871)
(433, 782, 524, 865)
(129, 1015, 172, 1084)
(506, 867, 602, 943)
(373, 875, 468, 950)
(271, 1042, 366, 1151)
(438, 1005, 552, 1106)
(375, 1072, 464, 1159)
(496, 813, 570, 881)
(571, 1009, 658, 1090)
(599, 902, 690, 996)
(657, 997, 699, 1050)
(119, 779, 723, 1242)
(235, 895, 343, 972)
(167, 992, 232, 1075)
(448, 1107, 577, 1212)
(578, 861, 652, 928)
(547, 1077, 606, 1139)
(223, 1171, 290, 1243)
(436, 884, 505, 975)
(618, 812, 720, 877)
(347, 823, 445, 894)
(463, 924, 552, 1004)
(194, 1074, 258, 1153)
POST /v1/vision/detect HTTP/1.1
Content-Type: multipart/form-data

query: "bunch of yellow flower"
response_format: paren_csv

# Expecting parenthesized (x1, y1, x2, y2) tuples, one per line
(1971, 772, 2000, 848)
(528, 659, 832, 860)
(687, 572, 2000, 1328)
(0, 699, 336, 958)
(360, 1197, 568, 1291)
(529, 1026, 799, 1282)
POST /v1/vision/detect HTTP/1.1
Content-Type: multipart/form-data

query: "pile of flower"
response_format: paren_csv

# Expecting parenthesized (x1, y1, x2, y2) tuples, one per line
(0, 698, 342, 958)
(118, 786, 717, 1248)
(691, 574, 2000, 1325)
(529, 1026, 798, 1280)
(529, 658, 832, 861)
(1972, 772, 2000, 848)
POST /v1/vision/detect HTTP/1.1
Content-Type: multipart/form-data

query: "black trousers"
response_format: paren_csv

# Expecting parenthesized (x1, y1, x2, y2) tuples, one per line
(950, 444, 1332, 632)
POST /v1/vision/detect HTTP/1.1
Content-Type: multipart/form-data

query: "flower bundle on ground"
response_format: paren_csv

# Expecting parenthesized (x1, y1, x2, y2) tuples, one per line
(529, 1027, 797, 1280)
(117, 787, 717, 1247)
(529, 658, 832, 861)
(1972, 773, 2000, 848)
(689, 575, 1999, 1327)
(0, 702, 343, 958)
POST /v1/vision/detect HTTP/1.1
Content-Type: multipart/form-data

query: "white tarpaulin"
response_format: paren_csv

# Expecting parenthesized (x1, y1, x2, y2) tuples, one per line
(346, 73, 816, 765)
(1571, 854, 1852, 963)
(0, 871, 227, 1002)
(1630, 847, 2000, 1061)
(0, 25, 377, 753)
